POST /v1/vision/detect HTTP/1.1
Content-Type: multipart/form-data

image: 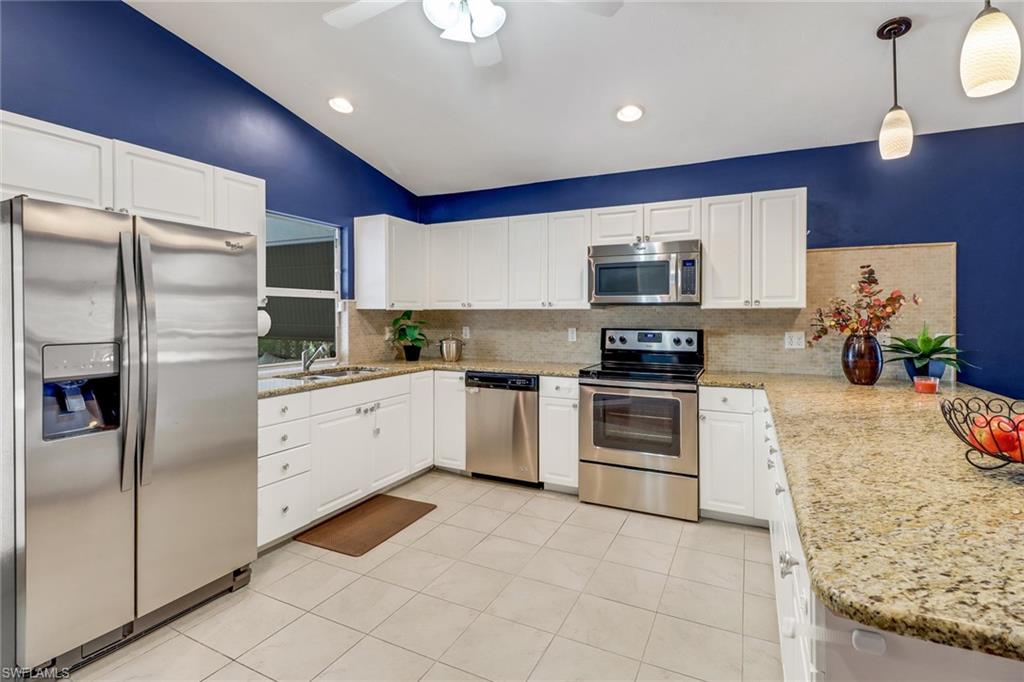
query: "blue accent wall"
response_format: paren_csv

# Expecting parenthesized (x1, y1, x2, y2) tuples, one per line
(0, 0, 419, 297)
(420, 125, 1024, 398)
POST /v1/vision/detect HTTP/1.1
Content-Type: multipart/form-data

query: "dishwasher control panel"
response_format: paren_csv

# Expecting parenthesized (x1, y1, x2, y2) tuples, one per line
(464, 372, 539, 391)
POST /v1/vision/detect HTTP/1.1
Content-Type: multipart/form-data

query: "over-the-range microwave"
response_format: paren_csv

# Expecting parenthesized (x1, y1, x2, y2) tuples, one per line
(588, 239, 701, 305)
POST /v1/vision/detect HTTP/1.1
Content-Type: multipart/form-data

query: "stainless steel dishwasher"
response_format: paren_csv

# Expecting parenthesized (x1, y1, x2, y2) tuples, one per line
(465, 372, 540, 483)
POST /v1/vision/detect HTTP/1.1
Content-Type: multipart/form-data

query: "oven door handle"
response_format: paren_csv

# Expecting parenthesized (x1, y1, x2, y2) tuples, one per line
(578, 378, 697, 393)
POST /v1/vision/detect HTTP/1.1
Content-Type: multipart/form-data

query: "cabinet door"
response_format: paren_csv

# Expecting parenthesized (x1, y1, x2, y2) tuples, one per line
(433, 371, 466, 470)
(0, 111, 114, 209)
(214, 168, 266, 305)
(114, 141, 215, 226)
(508, 214, 548, 309)
(752, 188, 806, 309)
(547, 210, 591, 309)
(539, 397, 579, 488)
(410, 372, 434, 472)
(388, 217, 428, 311)
(752, 392, 774, 522)
(699, 410, 754, 517)
(311, 407, 372, 515)
(644, 198, 701, 242)
(428, 223, 468, 309)
(466, 217, 509, 309)
(700, 193, 751, 309)
(371, 395, 412, 491)
(591, 204, 643, 245)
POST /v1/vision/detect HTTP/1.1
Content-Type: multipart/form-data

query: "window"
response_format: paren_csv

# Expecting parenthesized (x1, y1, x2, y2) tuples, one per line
(258, 212, 341, 366)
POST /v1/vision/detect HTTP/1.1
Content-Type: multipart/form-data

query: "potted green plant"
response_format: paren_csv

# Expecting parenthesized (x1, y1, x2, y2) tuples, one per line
(883, 323, 973, 381)
(390, 310, 428, 361)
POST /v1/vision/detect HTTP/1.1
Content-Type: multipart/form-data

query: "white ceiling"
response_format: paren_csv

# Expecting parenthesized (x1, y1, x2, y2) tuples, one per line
(131, 1, 1024, 195)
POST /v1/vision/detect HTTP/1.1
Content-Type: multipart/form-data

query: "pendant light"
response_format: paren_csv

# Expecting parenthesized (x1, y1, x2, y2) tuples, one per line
(960, 1, 1021, 97)
(877, 17, 914, 160)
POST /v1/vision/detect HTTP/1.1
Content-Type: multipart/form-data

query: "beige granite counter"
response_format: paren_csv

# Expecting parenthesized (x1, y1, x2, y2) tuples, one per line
(702, 371, 1024, 660)
(258, 359, 586, 399)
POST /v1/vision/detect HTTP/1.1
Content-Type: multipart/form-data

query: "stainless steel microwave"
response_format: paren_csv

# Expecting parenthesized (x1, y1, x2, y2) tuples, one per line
(588, 239, 701, 305)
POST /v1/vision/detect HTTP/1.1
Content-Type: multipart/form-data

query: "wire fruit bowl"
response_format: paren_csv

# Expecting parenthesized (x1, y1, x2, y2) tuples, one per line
(941, 397, 1024, 470)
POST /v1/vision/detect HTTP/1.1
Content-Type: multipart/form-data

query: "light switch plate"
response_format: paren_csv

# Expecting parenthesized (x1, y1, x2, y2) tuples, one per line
(462, 326, 470, 339)
(785, 332, 806, 349)
(568, 327, 577, 342)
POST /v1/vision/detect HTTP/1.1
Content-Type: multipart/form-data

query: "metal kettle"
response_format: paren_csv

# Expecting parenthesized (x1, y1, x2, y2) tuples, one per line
(439, 334, 464, 362)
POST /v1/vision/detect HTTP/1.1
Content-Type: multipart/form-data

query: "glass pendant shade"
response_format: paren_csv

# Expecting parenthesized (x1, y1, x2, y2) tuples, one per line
(440, 3, 475, 43)
(878, 105, 914, 160)
(468, 0, 506, 38)
(423, 0, 459, 30)
(960, 5, 1022, 97)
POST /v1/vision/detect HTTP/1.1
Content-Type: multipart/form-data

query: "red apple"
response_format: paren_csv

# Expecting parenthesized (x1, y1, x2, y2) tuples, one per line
(992, 416, 1024, 462)
(966, 415, 1003, 456)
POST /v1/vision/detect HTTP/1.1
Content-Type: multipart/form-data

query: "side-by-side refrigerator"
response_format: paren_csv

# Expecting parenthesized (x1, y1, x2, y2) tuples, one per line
(0, 196, 257, 671)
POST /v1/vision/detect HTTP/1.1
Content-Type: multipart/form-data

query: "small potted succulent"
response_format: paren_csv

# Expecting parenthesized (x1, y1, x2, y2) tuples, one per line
(390, 310, 428, 361)
(883, 323, 973, 382)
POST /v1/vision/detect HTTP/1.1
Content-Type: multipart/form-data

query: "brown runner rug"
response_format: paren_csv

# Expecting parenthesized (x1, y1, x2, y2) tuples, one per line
(294, 494, 437, 557)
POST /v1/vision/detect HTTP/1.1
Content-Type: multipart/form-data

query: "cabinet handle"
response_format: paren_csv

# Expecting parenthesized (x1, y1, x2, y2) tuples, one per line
(699, 414, 706, 422)
(373, 427, 381, 437)
(754, 300, 761, 306)
(767, 458, 775, 470)
(390, 302, 395, 308)
(764, 407, 770, 414)
(766, 421, 774, 428)
(779, 550, 800, 578)
(644, 235, 651, 242)
(720, 396, 728, 403)
(356, 406, 363, 414)
(572, 402, 578, 409)
(119, 208, 129, 214)
(281, 505, 290, 514)
(280, 405, 289, 415)
(282, 462, 290, 471)
(635, 235, 642, 243)
(764, 435, 771, 443)
(554, 385, 561, 391)
(775, 483, 786, 496)
(104, 206, 115, 212)
(769, 446, 778, 455)
(744, 300, 751, 307)
(375, 402, 381, 409)
(280, 433, 289, 443)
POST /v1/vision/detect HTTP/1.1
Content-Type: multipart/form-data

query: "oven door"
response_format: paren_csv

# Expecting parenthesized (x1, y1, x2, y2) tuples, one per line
(589, 253, 678, 304)
(579, 382, 698, 476)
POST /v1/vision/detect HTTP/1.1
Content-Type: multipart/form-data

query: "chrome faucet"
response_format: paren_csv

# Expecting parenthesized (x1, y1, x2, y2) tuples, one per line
(301, 343, 329, 372)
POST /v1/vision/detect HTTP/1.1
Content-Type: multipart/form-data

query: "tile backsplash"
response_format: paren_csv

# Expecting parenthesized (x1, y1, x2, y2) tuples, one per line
(348, 243, 956, 381)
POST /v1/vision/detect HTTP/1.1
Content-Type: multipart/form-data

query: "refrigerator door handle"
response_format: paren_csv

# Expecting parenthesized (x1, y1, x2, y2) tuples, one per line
(138, 234, 158, 486)
(119, 232, 140, 492)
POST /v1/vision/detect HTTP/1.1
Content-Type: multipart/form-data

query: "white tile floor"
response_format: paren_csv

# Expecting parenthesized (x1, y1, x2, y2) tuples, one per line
(74, 471, 783, 681)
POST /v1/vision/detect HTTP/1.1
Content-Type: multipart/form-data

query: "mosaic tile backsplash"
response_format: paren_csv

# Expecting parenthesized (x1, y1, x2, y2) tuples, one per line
(348, 243, 956, 381)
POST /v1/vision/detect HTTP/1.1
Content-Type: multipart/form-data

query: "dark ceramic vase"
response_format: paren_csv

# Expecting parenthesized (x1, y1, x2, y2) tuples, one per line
(403, 345, 422, 361)
(903, 358, 946, 382)
(841, 334, 883, 385)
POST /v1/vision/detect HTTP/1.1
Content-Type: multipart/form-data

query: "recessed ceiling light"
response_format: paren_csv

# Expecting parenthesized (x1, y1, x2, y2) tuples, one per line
(328, 97, 354, 114)
(616, 104, 644, 123)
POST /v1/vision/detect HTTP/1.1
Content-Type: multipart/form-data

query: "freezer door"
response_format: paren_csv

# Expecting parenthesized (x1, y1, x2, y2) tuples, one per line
(15, 198, 135, 668)
(134, 217, 257, 617)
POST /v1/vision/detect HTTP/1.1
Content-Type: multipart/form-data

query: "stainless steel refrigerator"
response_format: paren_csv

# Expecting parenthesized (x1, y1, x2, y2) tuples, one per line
(0, 197, 257, 671)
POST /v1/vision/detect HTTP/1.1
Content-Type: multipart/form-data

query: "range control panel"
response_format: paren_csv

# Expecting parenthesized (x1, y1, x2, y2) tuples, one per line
(602, 329, 700, 352)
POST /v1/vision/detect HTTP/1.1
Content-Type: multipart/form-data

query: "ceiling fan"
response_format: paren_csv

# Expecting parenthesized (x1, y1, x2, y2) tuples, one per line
(322, 0, 624, 67)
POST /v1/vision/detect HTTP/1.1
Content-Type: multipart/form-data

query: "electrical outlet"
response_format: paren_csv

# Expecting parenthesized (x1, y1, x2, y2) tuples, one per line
(784, 332, 806, 350)
(877, 331, 892, 346)
(462, 326, 470, 340)
(568, 327, 577, 342)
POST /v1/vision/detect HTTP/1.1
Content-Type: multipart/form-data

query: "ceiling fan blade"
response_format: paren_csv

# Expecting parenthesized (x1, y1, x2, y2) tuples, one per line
(322, 0, 405, 30)
(470, 36, 503, 67)
(548, 0, 624, 18)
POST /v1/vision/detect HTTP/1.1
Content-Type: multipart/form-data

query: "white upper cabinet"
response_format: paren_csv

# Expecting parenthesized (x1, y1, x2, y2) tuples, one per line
(508, 214, 548, 309)
(701, 188, 806, 310)
(701, 193, 752, 309)
(0, 110, 114, 209)
(591, 204, 644, 245)
(644, 198, 701, 242)
(214, 168, 266, 305)
(113, 140, 215, 227)
(465, 217, 509, 308)
(428, 222, 468, 308)
(547, 210, 591, 309)
(752, 188, 806, 308)
(355, 214, 428, 311)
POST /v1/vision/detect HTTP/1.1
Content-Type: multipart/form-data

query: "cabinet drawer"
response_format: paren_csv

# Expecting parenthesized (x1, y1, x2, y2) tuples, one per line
(259, 419, 311, 457)
(700, 387, 754, 413)
(258, 392, 311, 427)
(540, 376, 579, 399)
(258, 445, 312, 488)
(257, 472, 313, 546)
(310, 374, 411, 415)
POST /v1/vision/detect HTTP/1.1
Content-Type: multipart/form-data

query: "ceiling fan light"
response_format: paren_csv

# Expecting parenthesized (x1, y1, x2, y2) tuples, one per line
(440, 2, 475, 43)
(468, 0, 506, 38)
(423, 0, 459, 30)
(878, 105, 914, 160)
(960, 4, 1021, 97)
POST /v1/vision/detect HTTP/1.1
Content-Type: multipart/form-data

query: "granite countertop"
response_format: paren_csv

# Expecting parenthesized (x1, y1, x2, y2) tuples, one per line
(258, 359, 586, 398)
(702, 371, 1024, 661)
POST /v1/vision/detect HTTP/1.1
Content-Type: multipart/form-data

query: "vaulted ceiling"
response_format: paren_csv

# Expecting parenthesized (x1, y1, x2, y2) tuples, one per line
(131, 1, 1024, 195)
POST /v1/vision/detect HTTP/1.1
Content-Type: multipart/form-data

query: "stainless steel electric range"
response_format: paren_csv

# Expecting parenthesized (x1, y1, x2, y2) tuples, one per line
(578, 328, 704, 521)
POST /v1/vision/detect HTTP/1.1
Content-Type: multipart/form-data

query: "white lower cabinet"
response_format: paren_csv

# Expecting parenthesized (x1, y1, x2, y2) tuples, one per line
(539, 397, 579, 488)
(257, 472, 313, 547)
(311, 406, 373, 516)
(410, 371, 435, 471)
(370, 395, 412, 490)
(699, 408, 754, 517)
(752, 391, 775, 521)
(433, 371, 466, 470)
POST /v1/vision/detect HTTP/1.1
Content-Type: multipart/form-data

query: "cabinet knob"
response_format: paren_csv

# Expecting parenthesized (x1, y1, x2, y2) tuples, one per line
(699, 414, 707, 422)
(767, 458, 775, 470)
(766, 421, 774, 429)
(779, 550, 800, 577)
(754, 300, 761, 306)
(104, 206, 114, 212)
(720, 396, 728, 403)
(467, 302, 472, 308)
(459, 376, 464, 382)
(744, 300, 751, 307)
(356, 406, 363, 414)
(644, 235, 651, 242)
(282, 462, 290, 471)
(775, 483, 786, 496)
(554, 385, 561, 391)
(280, 405, 289, 415)
(373, 427, 381, 437)
(281, 505, 290, 514)
(769, 446, 778, 455)
(572, 402, 578, 409)
(119, 208, 129, 214)
(280, 434, 289, 442)
(635, 235, 642, 243)
(390, 302, 395, 308)
(764, 435, 771, 443)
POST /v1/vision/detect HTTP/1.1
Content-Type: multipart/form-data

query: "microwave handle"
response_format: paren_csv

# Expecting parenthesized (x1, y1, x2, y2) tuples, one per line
(670, 253, 679, 302)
